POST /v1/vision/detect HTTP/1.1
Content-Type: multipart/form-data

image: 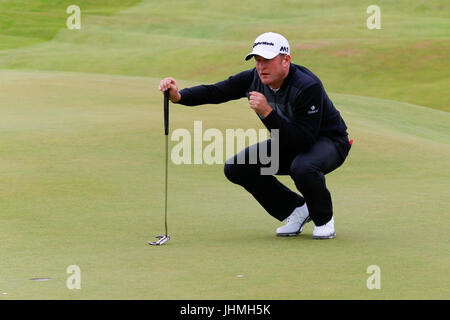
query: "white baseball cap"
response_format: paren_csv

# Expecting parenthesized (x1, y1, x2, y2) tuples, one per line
(245, 32, 290, 61)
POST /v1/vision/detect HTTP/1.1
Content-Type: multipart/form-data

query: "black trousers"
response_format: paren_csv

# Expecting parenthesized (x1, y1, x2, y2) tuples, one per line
(224, 136, 351, 226)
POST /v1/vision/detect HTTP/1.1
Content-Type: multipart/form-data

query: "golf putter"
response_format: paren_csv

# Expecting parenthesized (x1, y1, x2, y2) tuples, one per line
(149, 90, 171, 246)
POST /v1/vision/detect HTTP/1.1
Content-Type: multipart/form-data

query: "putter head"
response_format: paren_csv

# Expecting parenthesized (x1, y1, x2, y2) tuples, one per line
(148, 235, 170, 246)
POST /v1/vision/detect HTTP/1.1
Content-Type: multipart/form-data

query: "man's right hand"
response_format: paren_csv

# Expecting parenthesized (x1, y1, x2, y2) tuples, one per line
(159, 77, 182, 103)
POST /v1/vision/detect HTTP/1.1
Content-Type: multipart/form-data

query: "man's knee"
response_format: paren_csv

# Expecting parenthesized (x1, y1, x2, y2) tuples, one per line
(290, 160, 313, 179)
(224, 156, 260, 185)
(290, 161, 323, 188)
(224, 160, 241, 184)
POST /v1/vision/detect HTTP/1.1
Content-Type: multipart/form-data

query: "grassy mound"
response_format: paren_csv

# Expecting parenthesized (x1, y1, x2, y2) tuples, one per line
(0, 0, 449, 111)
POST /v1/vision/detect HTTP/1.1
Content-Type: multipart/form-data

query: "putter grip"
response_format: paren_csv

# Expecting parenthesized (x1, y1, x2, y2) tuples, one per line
(164, 90, 169, 135)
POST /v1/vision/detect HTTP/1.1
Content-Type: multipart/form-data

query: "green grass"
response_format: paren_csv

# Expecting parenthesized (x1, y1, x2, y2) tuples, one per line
(0, 0, 449, 110)
(0, 70, 449, 299)
(0, 0, 141, 48)
(0, 0, 449, 299)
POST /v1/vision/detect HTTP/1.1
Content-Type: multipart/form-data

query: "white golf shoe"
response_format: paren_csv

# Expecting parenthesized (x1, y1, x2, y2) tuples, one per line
(312, 217, 336, 239)
(276, 204, 311, 236)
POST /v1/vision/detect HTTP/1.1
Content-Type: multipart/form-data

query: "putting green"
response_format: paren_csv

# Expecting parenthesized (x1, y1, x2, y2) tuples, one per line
(1, 0, 449, 300)
(0, 70, 448, 299)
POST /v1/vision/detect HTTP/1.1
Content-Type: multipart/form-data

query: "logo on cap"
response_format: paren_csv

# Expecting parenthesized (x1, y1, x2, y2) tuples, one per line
(253, 41, 275, 48)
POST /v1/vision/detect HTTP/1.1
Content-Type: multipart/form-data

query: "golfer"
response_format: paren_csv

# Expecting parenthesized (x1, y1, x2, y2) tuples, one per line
(159, 32, 351, 239)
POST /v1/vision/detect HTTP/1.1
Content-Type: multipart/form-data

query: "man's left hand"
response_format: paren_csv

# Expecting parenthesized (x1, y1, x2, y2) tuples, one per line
(249, 91, 272, 118)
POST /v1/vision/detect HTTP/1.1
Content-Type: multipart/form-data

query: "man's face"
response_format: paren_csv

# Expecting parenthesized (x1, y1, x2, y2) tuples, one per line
(254, 54, 291, 88)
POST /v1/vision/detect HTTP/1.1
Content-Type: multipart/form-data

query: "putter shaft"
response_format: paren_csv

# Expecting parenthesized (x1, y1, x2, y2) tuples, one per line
(164, 133, 168, 236)
(149, 91, 170, 246)
(164, 90, 169, 237)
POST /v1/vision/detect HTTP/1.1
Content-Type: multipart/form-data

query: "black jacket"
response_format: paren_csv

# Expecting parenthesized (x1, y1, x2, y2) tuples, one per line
(177, 63, 350, 156)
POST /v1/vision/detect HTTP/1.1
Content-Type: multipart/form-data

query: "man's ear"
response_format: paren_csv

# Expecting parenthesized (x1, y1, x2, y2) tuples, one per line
(283, 54, 291, 65)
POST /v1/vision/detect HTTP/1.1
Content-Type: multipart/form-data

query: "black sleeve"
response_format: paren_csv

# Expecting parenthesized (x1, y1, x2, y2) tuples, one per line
(262, 83, 323, 152)
(176, 69, 254, 106)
